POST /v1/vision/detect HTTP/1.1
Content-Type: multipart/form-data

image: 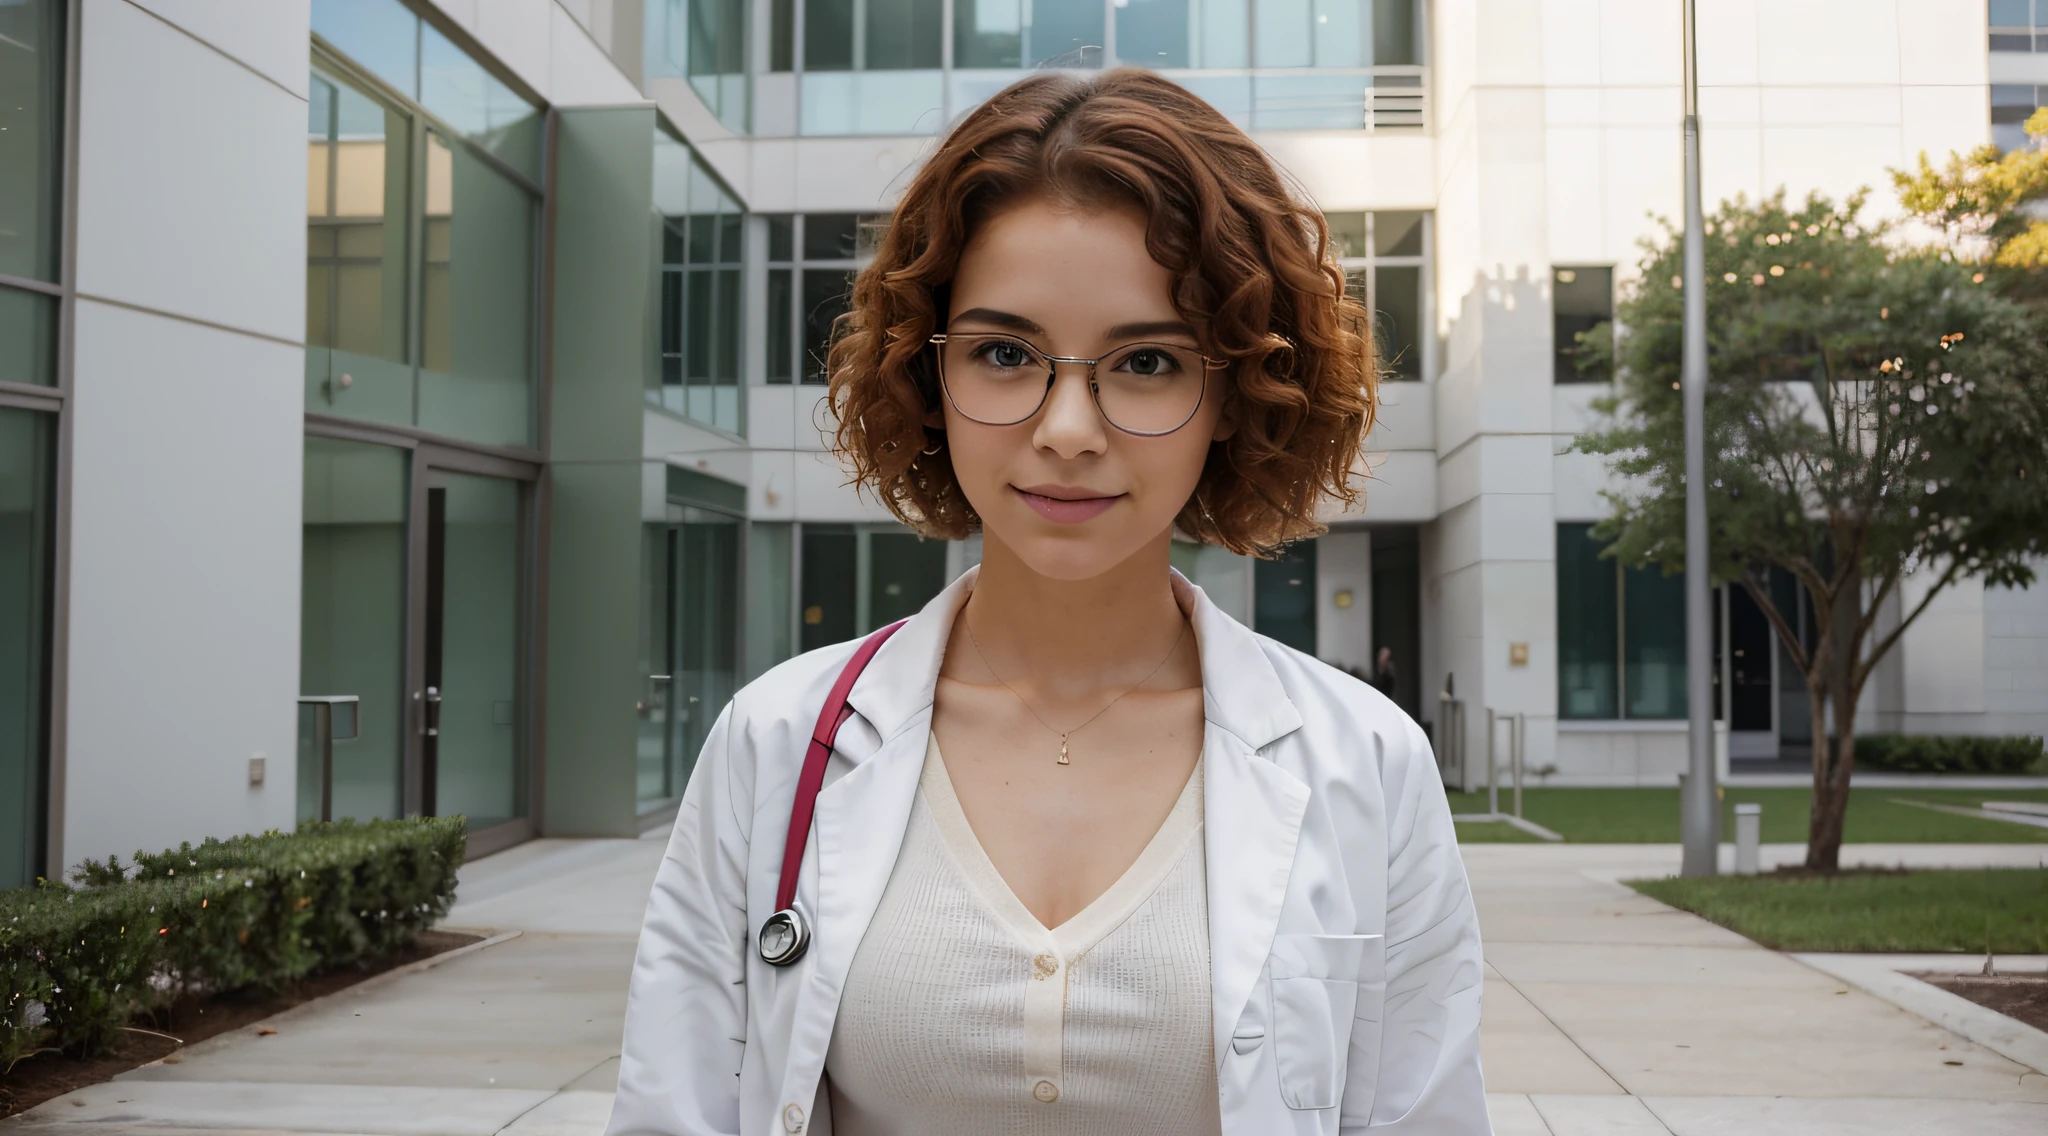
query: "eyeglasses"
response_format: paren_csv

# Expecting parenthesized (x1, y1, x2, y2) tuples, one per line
(930, 333, 1226, 437)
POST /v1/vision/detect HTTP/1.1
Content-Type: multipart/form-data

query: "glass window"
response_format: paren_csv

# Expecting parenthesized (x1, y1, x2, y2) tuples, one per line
(1252, 73, 1368, 130)
(1558, 523, 1689, 720)
(0, 290, 59, 388)
(868, 0, 943, 69)
(647, 0, 752, 131)
(312, 0, 421, 101)
(771, 0, 795, 70)
(418, 131, 538, 447)
(0, 0, 64, 284)
(1329, 211, 1429, 381)
(1557, 523, 1619, 720)
(0, 407, 54, 888)
(806, 0, 855, 69)
(801, 524, 858, 650)
(1552, 266, 1613, 383)
(307, 67, 415, 428)
(868, 531, 947, 626)
(1990, 0, 2038, 50)
(423, 472, 527, 828)
(746, 522, 795, 680)
(420, 23, 544, 181)
(1255, 0, 1368, 69)
(1992, 84, 2045, 152)
(1373, 0, 1419, 65)
(1116, 0, 1192, 68)
(1254, 541, 1317, 656)
(956, 0, 1104, 68)
(652, 128, 746, 433)
(300, 437, 409, 823)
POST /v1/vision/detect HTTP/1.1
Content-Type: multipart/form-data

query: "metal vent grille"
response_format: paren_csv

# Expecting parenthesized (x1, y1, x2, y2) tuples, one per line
(1367, 71, 1427, 132)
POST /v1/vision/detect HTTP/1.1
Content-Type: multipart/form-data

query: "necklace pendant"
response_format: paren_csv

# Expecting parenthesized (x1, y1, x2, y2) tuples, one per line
(1057, 735, 1071, 766)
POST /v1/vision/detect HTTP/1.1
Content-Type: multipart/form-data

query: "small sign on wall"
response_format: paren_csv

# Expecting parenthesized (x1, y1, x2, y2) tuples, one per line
(1508, 642, 1529, 667)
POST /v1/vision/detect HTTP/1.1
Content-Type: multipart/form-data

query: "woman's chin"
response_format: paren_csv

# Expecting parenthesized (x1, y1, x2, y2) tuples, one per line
(984, 519, 1167, 584)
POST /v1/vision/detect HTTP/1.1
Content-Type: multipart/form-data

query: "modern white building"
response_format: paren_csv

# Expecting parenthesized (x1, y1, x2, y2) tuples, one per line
(3, 0, 2042, 885)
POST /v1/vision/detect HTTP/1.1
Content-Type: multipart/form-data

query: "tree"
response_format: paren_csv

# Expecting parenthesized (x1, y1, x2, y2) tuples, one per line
(1893, 108, 2048, 298)
(1577, 190, 2048, 870)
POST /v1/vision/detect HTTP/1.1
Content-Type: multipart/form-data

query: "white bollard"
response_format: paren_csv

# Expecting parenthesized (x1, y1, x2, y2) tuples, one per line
(1734, 802, 1761, 875)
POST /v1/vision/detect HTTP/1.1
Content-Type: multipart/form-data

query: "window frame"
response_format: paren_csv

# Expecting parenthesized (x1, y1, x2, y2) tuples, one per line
(1329, 210, 1433, 382)
(1550, 264, 1615, 385)
(1556, 522, 1690, 722)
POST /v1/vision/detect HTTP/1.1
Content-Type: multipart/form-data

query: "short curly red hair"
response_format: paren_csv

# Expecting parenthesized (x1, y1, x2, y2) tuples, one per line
(828, 68, 1376, 555)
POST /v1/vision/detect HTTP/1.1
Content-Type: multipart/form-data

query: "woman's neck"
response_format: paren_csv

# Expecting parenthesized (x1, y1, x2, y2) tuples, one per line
(959, 529, 1193, 701)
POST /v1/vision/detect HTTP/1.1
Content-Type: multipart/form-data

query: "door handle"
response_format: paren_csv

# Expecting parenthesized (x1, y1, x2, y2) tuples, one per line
(417, 686, 441, 737)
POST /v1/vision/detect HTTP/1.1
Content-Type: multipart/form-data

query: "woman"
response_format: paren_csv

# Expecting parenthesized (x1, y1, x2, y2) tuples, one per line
(608, 70, 1487, 1136)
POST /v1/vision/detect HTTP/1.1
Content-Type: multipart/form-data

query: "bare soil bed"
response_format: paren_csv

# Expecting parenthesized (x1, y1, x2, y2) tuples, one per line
(1916, 970, 2048, 1034)
(0, 929, 482, 1118)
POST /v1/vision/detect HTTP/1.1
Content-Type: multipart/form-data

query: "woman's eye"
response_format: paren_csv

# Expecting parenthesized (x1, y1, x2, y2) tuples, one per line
(1121, 349, 1181, 376)
(990, 343, 1032, 368)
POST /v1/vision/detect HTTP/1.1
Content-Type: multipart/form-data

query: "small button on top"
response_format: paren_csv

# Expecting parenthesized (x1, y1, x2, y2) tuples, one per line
(782, 1102, 806, 1132)
(1032, 952, 1059, 980)
(1033, 1079, 1060, 1103)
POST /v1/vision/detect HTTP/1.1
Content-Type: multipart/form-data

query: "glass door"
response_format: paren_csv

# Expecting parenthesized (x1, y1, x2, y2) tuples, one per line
(638, 506, 741, 811)
(415, 466, 527, 830)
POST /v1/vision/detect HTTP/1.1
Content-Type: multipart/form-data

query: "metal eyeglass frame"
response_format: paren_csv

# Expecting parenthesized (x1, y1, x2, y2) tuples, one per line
(928, 333, 1228, 437)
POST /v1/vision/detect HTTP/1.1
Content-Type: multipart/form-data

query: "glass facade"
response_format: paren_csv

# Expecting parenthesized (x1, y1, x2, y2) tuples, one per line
(300, 438, 410, 822)
(764, 214, 878, 384)
(648, 0, 751, 133)
(424, 472, 526, 829)
(0, 409, 54, 888)
(1330, 211, 1429, 381)
(0, 0, 63, 391)
(652, 127, 747, 433)
(1990, 0, 2047, 51)
(1557, 524, 1687, 720)
(1992, 83, 2046, 153)
(1254, 541, 1318, 655)
(307, 23, 541, 449)
(747, 0, 1423, 135)
(799, 524, 949, 651)
(639, 506, 742, 808)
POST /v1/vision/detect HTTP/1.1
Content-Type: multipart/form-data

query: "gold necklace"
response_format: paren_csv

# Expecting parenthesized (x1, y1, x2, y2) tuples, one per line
(963, 612, 1188, 765)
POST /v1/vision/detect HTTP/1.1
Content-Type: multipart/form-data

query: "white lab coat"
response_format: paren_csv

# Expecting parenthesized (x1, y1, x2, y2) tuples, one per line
(607, 568, 1490, 1136)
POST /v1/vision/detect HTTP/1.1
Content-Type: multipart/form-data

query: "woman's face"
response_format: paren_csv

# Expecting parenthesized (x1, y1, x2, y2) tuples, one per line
(940, 196, 1232, 581)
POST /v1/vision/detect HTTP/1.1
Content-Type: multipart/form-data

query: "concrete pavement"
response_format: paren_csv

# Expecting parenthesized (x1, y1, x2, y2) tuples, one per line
(5, 836, 2045, 1135)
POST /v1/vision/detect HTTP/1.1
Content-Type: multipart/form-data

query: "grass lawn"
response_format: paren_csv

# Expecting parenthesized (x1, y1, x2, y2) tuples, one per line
(1629, 868, 2048, 952)
(1442, 786, 2048, 844)
(1453, 820, 1549, 843)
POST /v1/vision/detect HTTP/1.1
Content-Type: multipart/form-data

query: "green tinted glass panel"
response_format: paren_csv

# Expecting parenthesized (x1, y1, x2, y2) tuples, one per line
(1254, 541, 1317, 655)
(0, 0, 63, 283)
(0, 289, 58, 387)
(1557, 523, 1618, 719)
(747, 522, 794, 681)
(801, 526, 857, 650)
(1624, 562, 1688, 719)
(0, 408, 53, 887)
(639, 525, 674, 804)
(428, 473, 524, 828)
(671, 515, 739, 799)
(307, 68, 414, 426)
(301, 437, 408, 822)
(868, 531, 947, 627)
(1375, 265, 1421, 380)
(418, 131, 536, 448)
(311, 0, 420, 100)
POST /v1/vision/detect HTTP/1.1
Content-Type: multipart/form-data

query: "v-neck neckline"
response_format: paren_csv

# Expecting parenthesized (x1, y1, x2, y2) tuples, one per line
(918, 734, 1204, 958)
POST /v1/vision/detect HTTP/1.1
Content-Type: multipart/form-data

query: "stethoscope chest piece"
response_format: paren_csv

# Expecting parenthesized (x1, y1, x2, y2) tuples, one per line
(759, 907, 810, 967)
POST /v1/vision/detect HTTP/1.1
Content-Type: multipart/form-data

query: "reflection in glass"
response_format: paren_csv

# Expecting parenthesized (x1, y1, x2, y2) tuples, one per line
(418, 132, 537, 447)
(1557, 524, 1619, 720)
(806, 0, 854, 69)
(645, 0, 750, 131)
(671, 513, 739, 800)
(868, 0, 943, 68)
(800, 525, 858, 650)
(0, 408, 52, 888)
(767, 268, 795, 382)
(1373, 0, 1420, 65)
(1552, 266, 1614, 383)
(1255, 0, 1367, 68)
(0, 290, 58, 387)
(300, 437, 408, 823)
(803, 268, 855, 383)
(307, 69, 414, 427)
(868, 532, 947, 627)
(0, 0, 63, 283)
(1375, 210, 1425, 256)
(421, 23, 543, 180)
(312, 0, 421, 100)
(427, 473, 524, 829)
(1253, 541, 1317, 655)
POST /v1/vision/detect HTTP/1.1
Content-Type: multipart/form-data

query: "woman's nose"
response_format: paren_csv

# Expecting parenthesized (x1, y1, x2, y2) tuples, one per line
(1032, 363, 1108, 457)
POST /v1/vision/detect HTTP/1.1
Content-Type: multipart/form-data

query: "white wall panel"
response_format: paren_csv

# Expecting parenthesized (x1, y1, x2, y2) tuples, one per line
(1900, 573, 1987, 714)
(64, 301, 303, 868)
(1896, 0, 1988, 87)
(1540, 0, 1601, 89)
(1316, 531, 1373, 673)
(475, 0, 555, 97)
(75, 0, 306, 343)
(1596, 0, 1682, 89)
(1695, 0, 1761, 87)
(1757, 0, 1901, 86)
(128, 0, 311, 97)
(550, 0, 643, 106)
(1256, 134, 1436, 211)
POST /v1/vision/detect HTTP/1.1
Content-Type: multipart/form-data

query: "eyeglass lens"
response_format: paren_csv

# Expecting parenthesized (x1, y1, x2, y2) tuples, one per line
(938, 334, 1207, 435)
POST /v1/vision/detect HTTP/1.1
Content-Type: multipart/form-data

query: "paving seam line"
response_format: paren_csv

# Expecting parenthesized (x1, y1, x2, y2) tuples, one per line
(122, 930, 524, 1069)
(1790, 953, 2048, 1076)
(1482, 965, 1632, 1097)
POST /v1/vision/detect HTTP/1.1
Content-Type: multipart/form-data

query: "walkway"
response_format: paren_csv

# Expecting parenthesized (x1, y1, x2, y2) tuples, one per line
(4, 838, 2044, 1135)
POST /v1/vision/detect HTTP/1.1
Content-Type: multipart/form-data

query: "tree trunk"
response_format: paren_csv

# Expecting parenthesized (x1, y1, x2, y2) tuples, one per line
(1806, 567, 1864, 871)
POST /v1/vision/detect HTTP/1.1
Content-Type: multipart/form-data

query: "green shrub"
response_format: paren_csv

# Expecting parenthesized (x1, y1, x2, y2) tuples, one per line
(1, 817, 464, 1070)
(1855, 734, 2046, 775)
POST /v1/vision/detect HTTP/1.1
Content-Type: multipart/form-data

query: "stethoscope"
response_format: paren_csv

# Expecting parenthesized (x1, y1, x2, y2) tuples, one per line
(758, 620, 907, 967)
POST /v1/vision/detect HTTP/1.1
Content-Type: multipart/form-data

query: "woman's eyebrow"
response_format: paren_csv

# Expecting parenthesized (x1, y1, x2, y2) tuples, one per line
(1104, 320, 1199, 342)
(950, 307, 1044, 334)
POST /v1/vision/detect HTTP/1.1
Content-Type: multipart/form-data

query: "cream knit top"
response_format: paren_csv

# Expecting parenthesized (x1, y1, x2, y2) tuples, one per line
(825, 736, 1220, 1136)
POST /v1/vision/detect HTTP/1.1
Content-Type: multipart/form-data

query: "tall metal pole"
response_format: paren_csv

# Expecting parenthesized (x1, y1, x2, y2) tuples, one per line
(1679, 0, 1718, 877)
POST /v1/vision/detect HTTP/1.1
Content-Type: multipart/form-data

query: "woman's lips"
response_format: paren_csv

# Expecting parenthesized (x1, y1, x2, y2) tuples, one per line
(1013, 486, 1123, 524)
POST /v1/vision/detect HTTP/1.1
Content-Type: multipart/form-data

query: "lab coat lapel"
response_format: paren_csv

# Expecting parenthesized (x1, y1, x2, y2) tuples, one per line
(1203, 724, 1309, 1067)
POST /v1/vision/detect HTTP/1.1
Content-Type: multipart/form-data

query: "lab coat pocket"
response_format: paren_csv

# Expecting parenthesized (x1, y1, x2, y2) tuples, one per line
(1269, 932, 1373, 1111)
(1340, 934, 1389, 1127)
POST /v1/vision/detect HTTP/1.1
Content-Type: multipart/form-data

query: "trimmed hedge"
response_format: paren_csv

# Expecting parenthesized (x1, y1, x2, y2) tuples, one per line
(1855, 734, 2046, 775)
(3, 817, 464, 1070)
